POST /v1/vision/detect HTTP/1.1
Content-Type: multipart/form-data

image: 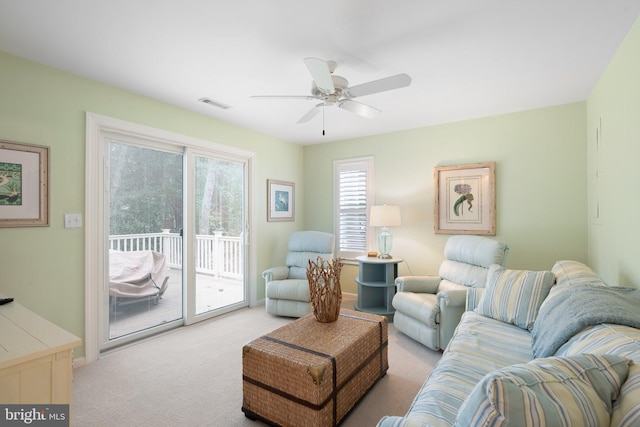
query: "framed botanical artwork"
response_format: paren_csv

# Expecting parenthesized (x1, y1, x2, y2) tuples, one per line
(0, 140, 50, 227)
(267, 179, 295, 222)
(434, 162, 495, 235)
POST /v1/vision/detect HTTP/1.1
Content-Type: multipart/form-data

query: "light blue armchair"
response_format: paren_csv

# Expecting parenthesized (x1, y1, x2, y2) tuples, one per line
(392, 235, 509, 351)
(262, 231, 335, 317)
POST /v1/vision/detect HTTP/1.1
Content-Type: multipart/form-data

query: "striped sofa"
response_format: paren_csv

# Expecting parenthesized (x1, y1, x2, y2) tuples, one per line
(378, 260, 640, 426)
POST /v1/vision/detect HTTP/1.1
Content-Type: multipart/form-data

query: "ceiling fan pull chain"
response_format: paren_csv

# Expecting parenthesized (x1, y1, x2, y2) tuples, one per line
(322, 105, 325, 136)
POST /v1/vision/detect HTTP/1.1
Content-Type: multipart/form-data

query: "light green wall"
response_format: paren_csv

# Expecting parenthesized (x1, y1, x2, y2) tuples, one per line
(2, 14, 638, 358)
(304, 103, 588, 293)
(587, 16, 640, 288)
(0, 52, 304, 354)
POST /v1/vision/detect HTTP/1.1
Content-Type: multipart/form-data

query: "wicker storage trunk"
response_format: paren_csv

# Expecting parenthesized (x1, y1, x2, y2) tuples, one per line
(242, 309, 388, 427)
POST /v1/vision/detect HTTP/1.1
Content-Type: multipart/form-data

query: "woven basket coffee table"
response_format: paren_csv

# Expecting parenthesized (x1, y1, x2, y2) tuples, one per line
(242, 309, 388, 427)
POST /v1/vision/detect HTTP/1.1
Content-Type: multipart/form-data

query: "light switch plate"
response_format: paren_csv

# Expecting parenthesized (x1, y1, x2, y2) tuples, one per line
(64, 213, 83, 228)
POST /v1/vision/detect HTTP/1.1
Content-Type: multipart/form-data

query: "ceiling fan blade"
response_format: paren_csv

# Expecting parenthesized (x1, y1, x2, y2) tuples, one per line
(339, 99, 381, 119)
(304, 57, 335, 95)
(347, 73, 412, 98)
(250, 95, 317, 100)
(297, 103, 324, 123)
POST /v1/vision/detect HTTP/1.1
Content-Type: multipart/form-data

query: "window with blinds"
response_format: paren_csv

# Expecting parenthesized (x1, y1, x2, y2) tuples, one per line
(334, 157, 374, 259)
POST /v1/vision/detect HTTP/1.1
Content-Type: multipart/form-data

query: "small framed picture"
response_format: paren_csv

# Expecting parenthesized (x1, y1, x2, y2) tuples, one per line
(434, 162, 495, 235)
(267, 179, 295, 222)
(0, 140, 50, 227)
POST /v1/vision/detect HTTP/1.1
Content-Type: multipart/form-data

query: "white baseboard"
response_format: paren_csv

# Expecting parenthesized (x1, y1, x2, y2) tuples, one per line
(73, 356, 87, 370)
(250, 298, 265, 308)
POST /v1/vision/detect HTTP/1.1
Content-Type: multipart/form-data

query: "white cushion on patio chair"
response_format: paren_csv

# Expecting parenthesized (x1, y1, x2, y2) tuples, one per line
(109, 250, 170, 311)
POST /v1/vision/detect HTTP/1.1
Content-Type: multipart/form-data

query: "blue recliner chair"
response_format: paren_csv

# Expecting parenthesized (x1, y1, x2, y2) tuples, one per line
(392, 235, 509, 351)
(262, 231, 335, 317)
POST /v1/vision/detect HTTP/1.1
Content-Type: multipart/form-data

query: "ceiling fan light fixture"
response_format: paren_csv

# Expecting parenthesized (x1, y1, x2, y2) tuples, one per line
(251, 57, 410, 124)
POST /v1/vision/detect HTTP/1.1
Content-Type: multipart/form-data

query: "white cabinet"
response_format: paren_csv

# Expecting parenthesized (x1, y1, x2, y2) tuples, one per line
(0, 302, 81, 404)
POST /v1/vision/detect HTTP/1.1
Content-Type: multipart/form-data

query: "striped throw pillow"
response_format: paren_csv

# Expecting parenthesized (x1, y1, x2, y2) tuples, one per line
(612, 362, 640, 427)
(455, 354, 631, 427)
(476, 264, 554, 330)
(552, 260, 605, 287)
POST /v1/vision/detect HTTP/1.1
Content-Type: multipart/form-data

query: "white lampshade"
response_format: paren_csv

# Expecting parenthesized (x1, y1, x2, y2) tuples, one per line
(369, 205, 401, 259)
(369, 205, 402, 227)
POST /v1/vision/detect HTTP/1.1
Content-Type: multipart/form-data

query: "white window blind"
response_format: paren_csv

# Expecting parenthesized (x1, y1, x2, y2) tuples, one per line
(334, 158, 373, 259)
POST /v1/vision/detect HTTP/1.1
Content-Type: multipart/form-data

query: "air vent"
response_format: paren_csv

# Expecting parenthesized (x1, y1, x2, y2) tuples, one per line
(198, 97, 232, 109)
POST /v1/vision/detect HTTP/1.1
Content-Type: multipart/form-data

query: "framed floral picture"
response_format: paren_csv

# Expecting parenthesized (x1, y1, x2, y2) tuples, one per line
(434, 162, 495, 235)
(267, 179, 295, 222)
(0, 140, 50, 227)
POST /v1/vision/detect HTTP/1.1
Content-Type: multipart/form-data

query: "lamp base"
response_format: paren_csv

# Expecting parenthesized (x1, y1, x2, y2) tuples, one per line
(377, 227, 393, 260)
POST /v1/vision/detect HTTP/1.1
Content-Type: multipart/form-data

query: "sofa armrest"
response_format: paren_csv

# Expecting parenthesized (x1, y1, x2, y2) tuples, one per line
(262, 266, 290, 282)
(395, 275, 441, 293)
(436, 289, 468, 350)
(465, 287, 485, 311)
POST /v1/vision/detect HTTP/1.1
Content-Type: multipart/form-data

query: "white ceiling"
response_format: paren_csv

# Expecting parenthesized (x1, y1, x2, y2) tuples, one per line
(1, 1, 639, 145)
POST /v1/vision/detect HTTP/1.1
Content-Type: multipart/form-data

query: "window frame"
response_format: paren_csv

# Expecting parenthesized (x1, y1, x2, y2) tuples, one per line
(333, 157, 374, 261)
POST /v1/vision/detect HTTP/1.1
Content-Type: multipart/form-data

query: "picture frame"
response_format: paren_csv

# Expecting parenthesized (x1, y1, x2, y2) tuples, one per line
(434, 162, 495, 235)
(267, 179, 295, 222)
(0, 139, 50, 227)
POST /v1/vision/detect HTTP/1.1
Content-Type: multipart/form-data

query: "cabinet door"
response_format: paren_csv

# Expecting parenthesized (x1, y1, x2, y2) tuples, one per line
(0, 356, 54, 403)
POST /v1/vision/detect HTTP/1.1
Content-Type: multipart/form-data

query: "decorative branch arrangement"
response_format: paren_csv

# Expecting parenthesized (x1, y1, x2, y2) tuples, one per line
(307, 257, 343, 323)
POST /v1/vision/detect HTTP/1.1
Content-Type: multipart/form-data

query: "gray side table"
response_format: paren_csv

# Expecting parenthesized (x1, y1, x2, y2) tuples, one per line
(354, 255, 403, 320)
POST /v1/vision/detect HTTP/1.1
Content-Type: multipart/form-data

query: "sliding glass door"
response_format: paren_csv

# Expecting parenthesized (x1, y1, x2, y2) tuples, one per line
(189, 153, 246, 321)
(102, 140, 248, 348)
(106, 140, 184, 341)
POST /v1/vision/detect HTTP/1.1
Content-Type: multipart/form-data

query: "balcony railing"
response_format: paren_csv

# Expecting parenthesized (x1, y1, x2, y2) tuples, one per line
(109, 230, 243, 279)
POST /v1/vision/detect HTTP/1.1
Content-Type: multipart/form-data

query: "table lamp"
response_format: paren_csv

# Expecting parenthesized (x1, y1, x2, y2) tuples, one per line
(369, 205, 401, 259)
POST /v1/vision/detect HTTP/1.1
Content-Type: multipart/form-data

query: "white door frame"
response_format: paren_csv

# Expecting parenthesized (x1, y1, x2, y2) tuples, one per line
(85, 112, 257, 364)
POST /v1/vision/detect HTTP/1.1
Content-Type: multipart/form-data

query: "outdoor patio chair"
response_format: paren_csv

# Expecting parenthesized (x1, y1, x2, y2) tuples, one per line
(109, 250, 170, 312)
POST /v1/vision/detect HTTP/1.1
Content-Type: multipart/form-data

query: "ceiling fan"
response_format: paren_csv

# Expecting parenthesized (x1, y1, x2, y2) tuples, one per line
(251, 57, 412, 124)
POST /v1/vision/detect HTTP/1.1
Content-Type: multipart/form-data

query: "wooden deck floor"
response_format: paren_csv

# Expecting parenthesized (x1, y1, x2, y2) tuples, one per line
(109, 267, 244, 339)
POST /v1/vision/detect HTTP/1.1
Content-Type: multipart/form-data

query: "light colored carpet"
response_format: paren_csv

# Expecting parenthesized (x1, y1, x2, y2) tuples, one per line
(72, 300, 441, 426)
